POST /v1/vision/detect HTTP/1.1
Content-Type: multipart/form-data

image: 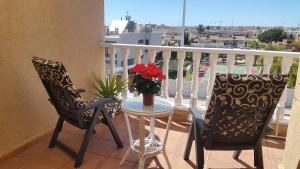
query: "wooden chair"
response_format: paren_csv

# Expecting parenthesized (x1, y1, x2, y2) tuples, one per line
(184, 74, 288, 169)
(32, 56, 123, 167)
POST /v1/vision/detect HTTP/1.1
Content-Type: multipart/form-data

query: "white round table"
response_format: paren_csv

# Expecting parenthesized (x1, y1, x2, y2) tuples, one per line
(120, 98, 174, 169)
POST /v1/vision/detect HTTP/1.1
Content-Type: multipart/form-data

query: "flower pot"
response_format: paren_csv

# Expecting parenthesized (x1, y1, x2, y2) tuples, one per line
(143, 94, 154, 106)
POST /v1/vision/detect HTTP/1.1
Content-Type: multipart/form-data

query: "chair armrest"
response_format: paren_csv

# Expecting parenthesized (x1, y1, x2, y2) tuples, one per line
(77, 97, 113, 113)
(70, 88, 86, 94)
(189, 108, 210, 132)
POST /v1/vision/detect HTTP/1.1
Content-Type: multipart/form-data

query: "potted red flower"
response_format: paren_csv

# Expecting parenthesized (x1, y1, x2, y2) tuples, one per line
(130, 63, 166, 106)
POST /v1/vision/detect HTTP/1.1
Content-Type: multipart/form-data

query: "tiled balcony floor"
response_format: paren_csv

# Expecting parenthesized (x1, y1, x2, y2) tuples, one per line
(0, 113, 285, 169)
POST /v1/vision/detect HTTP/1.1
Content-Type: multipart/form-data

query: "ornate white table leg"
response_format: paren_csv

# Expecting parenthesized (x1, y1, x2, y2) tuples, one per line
(120, 114, 133, 165)
(149, 117, 155, 139)
(138, 157, 145, 169)
(163, 151, 172, 169)
(162, 112, 173, 169)
(120, 148, 132, 165)
(138, 116, 145, 169)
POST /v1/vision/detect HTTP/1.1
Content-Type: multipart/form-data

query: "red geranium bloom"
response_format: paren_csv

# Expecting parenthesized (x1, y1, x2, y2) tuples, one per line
(140, 63, 162, 79)
(130, 64, 146, 74)
(159, 73, 166, 80)
(130, 63, 166, 95)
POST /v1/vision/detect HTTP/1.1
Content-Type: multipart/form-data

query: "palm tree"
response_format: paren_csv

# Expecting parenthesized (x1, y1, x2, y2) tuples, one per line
(196, 24, 205, 40)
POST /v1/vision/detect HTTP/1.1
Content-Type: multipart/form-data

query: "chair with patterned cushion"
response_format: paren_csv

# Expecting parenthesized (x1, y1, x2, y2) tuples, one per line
(183, 74, 288, 169)
(32, 56, 123, 167)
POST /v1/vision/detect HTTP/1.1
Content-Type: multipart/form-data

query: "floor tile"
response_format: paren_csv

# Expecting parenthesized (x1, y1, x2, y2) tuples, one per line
(0, 156, 33, 169)
(0, 114, 286, 169)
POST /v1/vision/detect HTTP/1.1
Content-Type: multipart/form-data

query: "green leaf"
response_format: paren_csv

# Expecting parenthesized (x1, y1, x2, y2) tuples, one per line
(89, 73, 127, 98)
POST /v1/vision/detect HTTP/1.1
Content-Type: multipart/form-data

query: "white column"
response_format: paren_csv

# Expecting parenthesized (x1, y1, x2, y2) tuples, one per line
(190, 52, 201, 107)
(263, 55, 273, 74)
(207, 53, 218, 100)
(135, 48, 142, 64)
(280, 59, 300, 169)
(121, 48, 129, 98)
(245, 54, 255, 74)
(175, 51, 186, 106)
(108, 47, 116, 79)
(162, 49, 171, 99)
(277, 57, 293, 122)
(227, 54, 235, 73)
(148, 49, 156, 63)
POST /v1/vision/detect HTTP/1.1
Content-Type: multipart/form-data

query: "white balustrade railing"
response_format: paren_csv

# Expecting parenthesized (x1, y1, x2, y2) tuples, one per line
(104, 43, 300, 136)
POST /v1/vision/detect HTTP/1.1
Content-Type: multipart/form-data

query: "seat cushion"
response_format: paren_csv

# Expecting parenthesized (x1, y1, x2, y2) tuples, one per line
(80, 97, 121, 123)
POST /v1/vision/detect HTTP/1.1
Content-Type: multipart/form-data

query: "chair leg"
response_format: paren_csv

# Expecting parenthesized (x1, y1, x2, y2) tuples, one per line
(74, 125, 94, 168)
(49, 117, 64, 148)
(184, 121, 195, 160)
(92, 129, 96, 135)
(254, 142, 264, 169)
(194, 122, 205, 169)
(233, 150, 241, 160)
(102, 111, 123, 148)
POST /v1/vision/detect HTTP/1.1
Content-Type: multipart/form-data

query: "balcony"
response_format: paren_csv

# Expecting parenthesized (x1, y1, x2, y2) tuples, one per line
(1, 1, 300, 168)
(103, 43, 300, 138)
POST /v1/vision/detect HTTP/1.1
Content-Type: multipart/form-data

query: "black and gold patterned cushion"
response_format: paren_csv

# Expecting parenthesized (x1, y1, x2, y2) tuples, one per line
(204, 74, 288, 138)
(32, 57, 120, 123)
(32, 56, 85, 110)
(80, 97, 121, 122)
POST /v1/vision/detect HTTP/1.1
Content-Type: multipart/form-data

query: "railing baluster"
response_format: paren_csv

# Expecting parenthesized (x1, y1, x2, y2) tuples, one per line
(162, 49, 171, 99)
(135, 48, 143, 64)
(108, 47, 116, 79)
(175, 51, 186, 106)
(279, 57, 293, 109)
(227, 54, 235, 73)
(121, 48, 129, 98)
(148, 49, 156, 63)
(275, 56, 294, 135)
(245, 55, 255, 74)
(263, 55, 273, 74)
(190, 52, 201, 107)
(207, 53, 218, 100)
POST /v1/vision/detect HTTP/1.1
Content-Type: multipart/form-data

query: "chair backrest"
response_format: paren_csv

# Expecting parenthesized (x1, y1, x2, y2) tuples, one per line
(32, 56, 85, 123)
(204, 74, 288, 145)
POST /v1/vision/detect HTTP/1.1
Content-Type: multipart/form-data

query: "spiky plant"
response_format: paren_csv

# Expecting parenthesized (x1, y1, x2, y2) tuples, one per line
(90, 73, 127, 98)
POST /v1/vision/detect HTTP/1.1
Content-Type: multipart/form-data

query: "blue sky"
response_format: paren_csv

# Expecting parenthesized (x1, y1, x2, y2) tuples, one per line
(105, 0, 300, 27)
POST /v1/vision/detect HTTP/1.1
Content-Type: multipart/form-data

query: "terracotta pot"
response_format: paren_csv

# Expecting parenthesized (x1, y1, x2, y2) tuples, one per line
(143, 94, 154, 106)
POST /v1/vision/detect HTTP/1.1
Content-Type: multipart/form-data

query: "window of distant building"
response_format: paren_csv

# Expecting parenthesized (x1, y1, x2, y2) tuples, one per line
(145, 39, 149, 45)
(105, 48, 109, 57)
(138, 40, 144, 44)
(128, 58, 134, 65)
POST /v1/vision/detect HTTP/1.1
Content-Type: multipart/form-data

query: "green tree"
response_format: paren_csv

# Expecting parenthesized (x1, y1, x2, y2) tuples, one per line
(170, 51, 177, 60)
(250, 41, 261, 49)
(293, 40, 300, 51)
(288, 33, 295, 40)
(258, 28, 287, 43)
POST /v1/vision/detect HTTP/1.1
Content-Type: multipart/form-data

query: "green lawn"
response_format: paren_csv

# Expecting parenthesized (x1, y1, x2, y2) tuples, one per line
(183, 64, 248, 82)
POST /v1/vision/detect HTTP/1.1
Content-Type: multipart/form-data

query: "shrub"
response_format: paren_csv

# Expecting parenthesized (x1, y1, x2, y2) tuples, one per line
(168, 68, 187, 79)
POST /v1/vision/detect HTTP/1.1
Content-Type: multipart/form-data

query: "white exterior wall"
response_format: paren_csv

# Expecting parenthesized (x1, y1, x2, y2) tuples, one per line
(105, 32, 162, 74)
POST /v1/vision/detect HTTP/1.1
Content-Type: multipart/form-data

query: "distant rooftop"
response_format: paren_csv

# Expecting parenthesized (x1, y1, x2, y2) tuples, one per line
(109, 20, 128, 33)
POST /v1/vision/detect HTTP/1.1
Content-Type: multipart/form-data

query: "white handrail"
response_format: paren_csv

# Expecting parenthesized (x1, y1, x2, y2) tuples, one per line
(102, 43, 300, 57)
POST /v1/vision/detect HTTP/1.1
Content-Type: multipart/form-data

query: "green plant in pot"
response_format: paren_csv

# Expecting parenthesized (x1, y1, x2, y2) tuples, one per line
(90, 73, 127, 117)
